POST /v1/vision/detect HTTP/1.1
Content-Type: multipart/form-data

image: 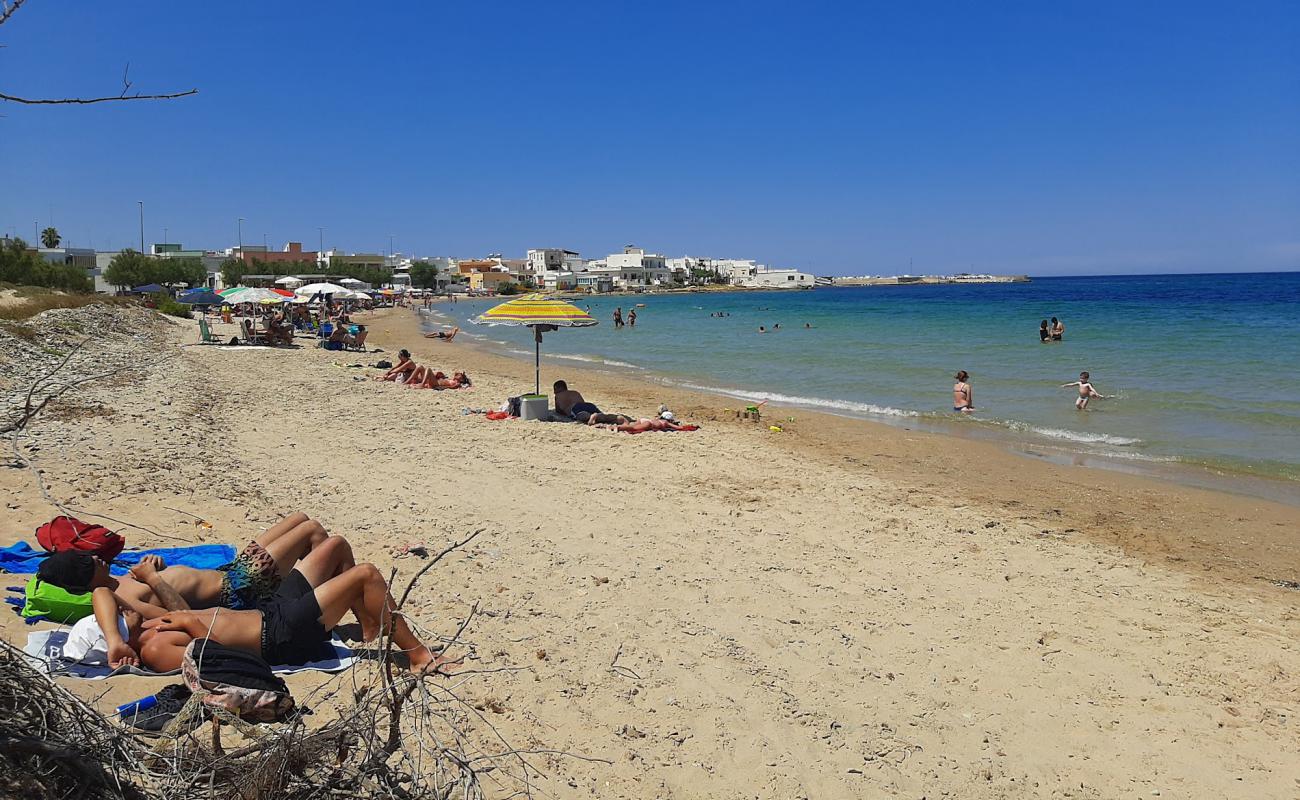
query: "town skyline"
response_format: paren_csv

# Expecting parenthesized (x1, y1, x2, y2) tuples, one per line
(3, 2, 1297, 276)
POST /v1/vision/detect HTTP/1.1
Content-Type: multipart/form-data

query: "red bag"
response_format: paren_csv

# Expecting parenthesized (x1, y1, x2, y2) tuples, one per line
(35, 516, 125, 561)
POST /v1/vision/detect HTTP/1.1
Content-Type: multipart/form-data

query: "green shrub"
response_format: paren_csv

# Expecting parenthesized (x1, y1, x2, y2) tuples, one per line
(153, 294, 192, 319)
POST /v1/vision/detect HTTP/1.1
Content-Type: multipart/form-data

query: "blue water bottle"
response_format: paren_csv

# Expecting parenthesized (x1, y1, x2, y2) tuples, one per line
(117, 694, 158, 718)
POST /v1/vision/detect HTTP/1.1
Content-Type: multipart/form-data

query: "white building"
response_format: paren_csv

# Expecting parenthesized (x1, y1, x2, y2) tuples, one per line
(599, 245, 674, 289)
(526, 248, 580, 279)
(739, 268, 815, 288)
(541, 271, 578, 291)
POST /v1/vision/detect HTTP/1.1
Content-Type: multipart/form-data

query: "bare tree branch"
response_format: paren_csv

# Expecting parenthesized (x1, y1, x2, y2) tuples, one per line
(0, 87, 198, 105)
(0, 0, 28, 28)
(0, 3, 198, 105)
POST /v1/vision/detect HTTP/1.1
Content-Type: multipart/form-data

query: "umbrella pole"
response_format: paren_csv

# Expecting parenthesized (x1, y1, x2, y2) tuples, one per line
(534, 329, 541, 396)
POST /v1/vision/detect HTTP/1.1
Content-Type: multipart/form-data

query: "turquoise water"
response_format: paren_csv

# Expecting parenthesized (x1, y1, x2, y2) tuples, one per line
(428, 273, 1300, 488)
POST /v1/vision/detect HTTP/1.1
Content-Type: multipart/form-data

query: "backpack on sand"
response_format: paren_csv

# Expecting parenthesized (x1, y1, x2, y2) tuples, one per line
(35, 516, 125, 561)
(182, 639, 294, 722)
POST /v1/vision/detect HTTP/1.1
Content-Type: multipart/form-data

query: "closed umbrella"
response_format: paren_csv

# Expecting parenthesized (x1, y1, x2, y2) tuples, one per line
(472, 293, 598, 395)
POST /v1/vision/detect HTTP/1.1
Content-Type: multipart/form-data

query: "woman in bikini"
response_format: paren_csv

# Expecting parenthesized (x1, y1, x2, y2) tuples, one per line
(375, 350, 417, 382)
(952, 371, 974, 413)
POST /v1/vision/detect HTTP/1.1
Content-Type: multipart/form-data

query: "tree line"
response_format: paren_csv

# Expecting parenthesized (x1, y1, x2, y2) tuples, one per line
(0, 237, 93, 292)
(102, 250, 206, 291)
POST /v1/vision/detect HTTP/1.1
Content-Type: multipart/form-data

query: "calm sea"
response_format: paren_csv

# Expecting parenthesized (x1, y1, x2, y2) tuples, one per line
(426, 273, 1300, 493)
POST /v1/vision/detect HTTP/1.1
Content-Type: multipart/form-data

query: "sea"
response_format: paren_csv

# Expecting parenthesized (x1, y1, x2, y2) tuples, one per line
(423, 272, 1300, 501)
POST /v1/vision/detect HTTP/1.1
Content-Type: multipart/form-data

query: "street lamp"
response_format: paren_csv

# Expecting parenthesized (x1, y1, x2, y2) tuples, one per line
(163, 227, 168, 248)
(317, 227, 325, 269)
(137, 201, 144, 253)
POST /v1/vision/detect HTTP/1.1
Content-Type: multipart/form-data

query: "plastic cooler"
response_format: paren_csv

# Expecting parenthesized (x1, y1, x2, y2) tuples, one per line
(519, 394, 549, 421)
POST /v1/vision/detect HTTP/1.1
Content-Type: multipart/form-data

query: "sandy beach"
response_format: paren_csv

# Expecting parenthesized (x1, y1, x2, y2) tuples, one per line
(3, 303, 1298, 798)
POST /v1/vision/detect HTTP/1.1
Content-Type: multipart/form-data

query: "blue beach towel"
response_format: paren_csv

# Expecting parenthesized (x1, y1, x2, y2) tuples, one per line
(0, 542, 236, 575)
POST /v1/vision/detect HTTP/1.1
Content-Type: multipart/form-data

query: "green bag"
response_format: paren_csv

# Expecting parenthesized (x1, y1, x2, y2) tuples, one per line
(22, 575, 94, 623)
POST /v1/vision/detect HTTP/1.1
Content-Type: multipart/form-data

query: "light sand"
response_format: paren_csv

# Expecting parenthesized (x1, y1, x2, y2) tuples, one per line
(2, 305, 1298, 798)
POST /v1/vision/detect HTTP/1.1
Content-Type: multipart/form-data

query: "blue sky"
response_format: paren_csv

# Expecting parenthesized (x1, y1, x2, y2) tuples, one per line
(2, 1, 1297, 275)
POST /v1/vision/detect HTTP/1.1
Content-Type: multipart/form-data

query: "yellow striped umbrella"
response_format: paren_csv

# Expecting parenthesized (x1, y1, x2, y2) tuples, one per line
(473, 294, 598, 395)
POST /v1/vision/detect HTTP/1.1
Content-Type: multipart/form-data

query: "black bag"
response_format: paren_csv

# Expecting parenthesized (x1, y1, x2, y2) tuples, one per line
(376, 359, 393, 369)
(507, 396, 522, 417)
(182, 639, 294, 722)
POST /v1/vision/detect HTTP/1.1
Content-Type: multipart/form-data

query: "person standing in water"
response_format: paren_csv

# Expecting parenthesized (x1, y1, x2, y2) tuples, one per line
(953, 371, 974, 413)
(1050, 317, 1065, 341)
(628, 308, 637, 327)
(1039, 320, 1051, 342)
(613, 307, 624, 328)
(1062, 371, 1111, 410)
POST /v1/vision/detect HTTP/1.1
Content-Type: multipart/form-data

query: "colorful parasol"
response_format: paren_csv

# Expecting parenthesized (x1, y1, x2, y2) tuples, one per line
(473, 294, 598, 395)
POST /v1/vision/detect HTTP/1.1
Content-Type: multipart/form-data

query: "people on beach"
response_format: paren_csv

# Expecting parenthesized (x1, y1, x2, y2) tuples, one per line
(554, 380, 601, 419)
(952, 370, 974, 413)
(613, 307, 624, 328)
(599, 417, 698, 433)
(424, 326, 459, 341)
(408, 366, 471, 389)
(627, 308, 637, 327)
(1040, 319, 1051, 342)
(375, 349, 416, 382)
(1062, 371, 1110, 410)
(125, 557, 445, 674)
(1051, 317, 1065, 341)
(36, 512, 336, 615)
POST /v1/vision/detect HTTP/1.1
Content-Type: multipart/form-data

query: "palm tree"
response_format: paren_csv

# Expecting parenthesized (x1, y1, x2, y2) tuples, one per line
(40, 227, 61, 249)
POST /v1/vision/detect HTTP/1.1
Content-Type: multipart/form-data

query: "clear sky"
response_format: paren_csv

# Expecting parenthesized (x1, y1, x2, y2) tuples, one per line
(2, 1, 1297, 276)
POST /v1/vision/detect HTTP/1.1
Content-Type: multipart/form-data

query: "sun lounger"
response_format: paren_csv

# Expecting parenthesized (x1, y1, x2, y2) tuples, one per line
(346, 329, 369, 351)
(197, 318, 223, 344)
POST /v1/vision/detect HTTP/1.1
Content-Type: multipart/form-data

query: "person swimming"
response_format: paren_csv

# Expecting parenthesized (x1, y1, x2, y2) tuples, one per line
(953, 370, 974, 413)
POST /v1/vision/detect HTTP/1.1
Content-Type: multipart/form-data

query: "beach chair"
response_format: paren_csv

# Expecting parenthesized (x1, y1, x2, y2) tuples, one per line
(346, 329, 369, 351)
(197, 318, 223, 344)
(241, 319, 268, 345)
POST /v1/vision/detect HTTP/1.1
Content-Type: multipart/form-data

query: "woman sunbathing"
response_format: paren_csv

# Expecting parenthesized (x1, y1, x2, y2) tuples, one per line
(601, 417, 698, 433)
(374, 350, 416, 382)
(408, 366, 472, 390)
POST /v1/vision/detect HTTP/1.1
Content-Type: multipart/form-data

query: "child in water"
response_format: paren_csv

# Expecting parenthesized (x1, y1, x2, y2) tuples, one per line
(1061, 371, 1112, 410)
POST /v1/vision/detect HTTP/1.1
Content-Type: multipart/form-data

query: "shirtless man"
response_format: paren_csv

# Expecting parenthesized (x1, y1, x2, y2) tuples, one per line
(1050, 317, 1065, 341)
(37, 512, 331, 614)
(1062, 371, 1110, 410)
(553, 380, 587, 417)
(132, 559, 445, 675)
(423, 326, 459, 341)
(95, 534, 365, 670)
(952, 370, 974, 413)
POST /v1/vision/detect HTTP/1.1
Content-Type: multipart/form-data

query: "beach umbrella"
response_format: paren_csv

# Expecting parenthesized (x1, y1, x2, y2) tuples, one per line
(295, 282, 352, 298)
(259, 296, 285, 305)
(472, 293, 598, 395)
(337, 277, 365, 287)
(270, 288, 295, 297)
(177, 289, 225, 305)
(131, 283, 166, 294)
(275, 275, 304, 287)
(223, 287, 282, 304)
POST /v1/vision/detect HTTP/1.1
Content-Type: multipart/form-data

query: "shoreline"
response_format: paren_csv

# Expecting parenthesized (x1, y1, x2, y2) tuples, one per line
(418, 302, 1300, 508)
(3, 302, 1299, 797)
(393, 305, 1300, 587)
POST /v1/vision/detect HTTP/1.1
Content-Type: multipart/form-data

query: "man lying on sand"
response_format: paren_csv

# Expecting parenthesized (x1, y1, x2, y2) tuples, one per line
(37, 512, 336, 613)
(129, 552, 448, 674)
(424, 326, 459, 341)
(407, 367, 472, 390)
(554, 380, 600, 419)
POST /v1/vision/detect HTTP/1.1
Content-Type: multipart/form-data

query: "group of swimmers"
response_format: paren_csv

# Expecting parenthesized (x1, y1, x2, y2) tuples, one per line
(374, 348, 472, 390)
(953, 370, 1112, 413)
(1039, 317, 1066, 342)
(34, 512, 447, 674)
(612, 307, 637, 328)
(757, 322, 813, 333)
